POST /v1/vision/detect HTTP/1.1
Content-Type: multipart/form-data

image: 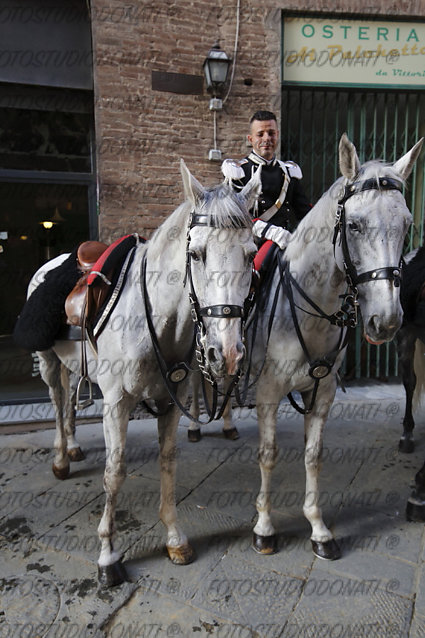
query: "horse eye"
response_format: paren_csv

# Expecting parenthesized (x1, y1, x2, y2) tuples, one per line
(189, 251, 201, 262)
(349, 222, 360, 231)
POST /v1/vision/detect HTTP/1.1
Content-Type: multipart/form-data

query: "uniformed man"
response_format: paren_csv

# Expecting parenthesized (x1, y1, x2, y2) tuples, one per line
(222, 110, 311, 249)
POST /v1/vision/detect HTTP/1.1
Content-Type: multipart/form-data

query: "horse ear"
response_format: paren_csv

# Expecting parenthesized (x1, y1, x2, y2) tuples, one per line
(239, 165, 262, 210)
(339, 133, 361, 180)
(392, 138, 424, 180)
(180, 159, 206, 204)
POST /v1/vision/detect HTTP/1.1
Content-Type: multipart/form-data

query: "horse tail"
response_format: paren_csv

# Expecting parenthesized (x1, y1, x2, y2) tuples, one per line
(413, 338, 425, 412)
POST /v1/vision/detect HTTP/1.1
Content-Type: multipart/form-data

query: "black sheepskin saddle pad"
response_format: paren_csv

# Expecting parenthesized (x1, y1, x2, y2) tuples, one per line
(13, 249, 81, 352)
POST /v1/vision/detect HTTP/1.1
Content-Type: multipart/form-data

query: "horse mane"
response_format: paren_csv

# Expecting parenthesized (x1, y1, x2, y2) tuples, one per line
(284, 181, 340, 261)
(197, 183, 253, 229)
(284, 159, 406, 262)
(149, 182, 252, 259)
(357, 159, 406, 185)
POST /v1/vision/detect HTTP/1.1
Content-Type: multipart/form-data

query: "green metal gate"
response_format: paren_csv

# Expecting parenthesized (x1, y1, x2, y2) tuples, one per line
(281, 88, 425, 379)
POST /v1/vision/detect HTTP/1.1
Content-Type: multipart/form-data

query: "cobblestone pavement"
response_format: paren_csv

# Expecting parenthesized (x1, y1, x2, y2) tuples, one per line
(1, 383, 425, 637)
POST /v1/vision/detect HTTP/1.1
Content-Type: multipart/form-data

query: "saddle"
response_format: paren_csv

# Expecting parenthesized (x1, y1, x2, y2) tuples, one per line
(64, 235, 142, 332)
(64, 241, 108, 326)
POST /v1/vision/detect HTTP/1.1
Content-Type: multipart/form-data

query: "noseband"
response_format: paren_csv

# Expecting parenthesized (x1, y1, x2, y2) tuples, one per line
(333, 176, 404, 289)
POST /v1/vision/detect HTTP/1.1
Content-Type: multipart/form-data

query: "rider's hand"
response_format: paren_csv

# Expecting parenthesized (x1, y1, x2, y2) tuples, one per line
(252, 220, 291, 250)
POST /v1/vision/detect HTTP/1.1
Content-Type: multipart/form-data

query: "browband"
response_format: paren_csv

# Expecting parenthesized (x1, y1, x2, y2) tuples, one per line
(338, 176, 403, 205)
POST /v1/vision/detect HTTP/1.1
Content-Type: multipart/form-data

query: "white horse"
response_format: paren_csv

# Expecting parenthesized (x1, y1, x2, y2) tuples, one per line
(249, 133, 423, 559)
(190, 134, 423, 558)
(26, 161, 260, 586)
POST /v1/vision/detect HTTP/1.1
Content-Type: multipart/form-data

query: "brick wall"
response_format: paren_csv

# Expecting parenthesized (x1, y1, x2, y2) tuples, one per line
(90, 0, 425, 242)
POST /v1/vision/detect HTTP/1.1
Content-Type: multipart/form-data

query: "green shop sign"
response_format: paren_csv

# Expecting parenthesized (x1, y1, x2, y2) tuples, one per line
(283, 17, 425, 88)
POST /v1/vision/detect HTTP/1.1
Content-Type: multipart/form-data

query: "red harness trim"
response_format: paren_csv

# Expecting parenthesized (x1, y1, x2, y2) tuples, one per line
(87, 235, 133, 286)
(253, 240, 274, 273)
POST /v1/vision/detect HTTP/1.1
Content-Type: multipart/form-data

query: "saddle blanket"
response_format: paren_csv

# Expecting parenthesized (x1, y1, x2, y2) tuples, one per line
(13, 234, 143, 351)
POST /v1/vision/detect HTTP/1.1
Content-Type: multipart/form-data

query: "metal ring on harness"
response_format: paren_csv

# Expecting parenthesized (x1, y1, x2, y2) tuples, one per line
(308, 360, 333, 380)
(199, 305, 244, 318)
(355, 267, 402, 287)
(167, 362, 190, 383)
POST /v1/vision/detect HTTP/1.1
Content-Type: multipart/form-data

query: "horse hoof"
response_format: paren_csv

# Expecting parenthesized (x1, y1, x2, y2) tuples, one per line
(312, 539, 341, 560)
(167, 543, 196, 565)
(52, 464, 70, 480)
(188, 429, 201, 442)
(398, 438, 414, 454)
(223, 427, 239, 440)
(406, 498, 425, 522)
(252, 532, 278, 554)
(98, 560, 128, 588)
(67, 447, 86, 462)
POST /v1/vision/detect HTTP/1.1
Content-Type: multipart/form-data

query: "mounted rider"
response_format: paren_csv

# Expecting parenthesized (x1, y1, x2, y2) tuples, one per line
(221, 109, 311, 248)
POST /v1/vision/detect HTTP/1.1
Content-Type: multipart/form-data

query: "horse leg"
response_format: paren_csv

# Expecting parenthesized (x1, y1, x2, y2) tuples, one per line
(62, 366, 86, 462)
(397, 330, 416, 453)
(252, 400, 279, 554)
(38, 350, 70, 480)
(406, 460, 425, 521)
(222, 397, 239, 440)
(158, 403, 195, 564)
(302, 387, 340, 560)
(188, 373, 239, 441)
(97, 399, 129, 587)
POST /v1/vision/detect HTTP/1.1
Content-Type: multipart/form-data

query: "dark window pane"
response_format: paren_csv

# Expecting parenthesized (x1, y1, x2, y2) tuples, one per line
(0, 107, 91, 171)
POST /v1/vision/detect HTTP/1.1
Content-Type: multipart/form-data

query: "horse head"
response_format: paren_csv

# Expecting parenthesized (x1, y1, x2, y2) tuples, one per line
(181, 160, 261, 378)
(335, 133, 423, 345)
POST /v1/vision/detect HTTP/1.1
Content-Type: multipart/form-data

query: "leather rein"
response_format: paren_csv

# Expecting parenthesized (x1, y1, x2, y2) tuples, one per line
(141, 210, 255, 424)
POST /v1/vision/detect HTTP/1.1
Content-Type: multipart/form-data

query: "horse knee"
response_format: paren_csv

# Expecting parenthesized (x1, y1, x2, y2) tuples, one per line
(103, 462, 126, 494)
(258, 444, 278, 469)
(305, 444, 322, 470)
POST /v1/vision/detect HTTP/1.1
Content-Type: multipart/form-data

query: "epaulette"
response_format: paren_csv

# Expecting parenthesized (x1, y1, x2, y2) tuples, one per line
(283, 160, 303, 179)
(221, 158, 246, 180)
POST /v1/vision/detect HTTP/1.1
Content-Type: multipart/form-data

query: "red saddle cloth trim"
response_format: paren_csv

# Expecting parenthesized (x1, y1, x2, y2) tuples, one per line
(253, 240, 274, 272)
(87, 234, 133, 286)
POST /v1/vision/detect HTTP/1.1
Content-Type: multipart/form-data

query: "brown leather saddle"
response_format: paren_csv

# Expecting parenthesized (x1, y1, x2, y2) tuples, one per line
(63, 234, 143, 340)
(64, 240, 109, 327)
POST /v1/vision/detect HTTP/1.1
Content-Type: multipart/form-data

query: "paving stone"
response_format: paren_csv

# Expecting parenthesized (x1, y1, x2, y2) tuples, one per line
(1, 384, 425, 637)
(335, 507, 424, 565)
(309, 548, 416, 598)
(410, 612, 425, 638)
(280, 566, 412, 638)
(106, 585, 261, 638)
(124, 504, 252, 603)
(190, 552, 304, 628)
(0, 543, 136, 638)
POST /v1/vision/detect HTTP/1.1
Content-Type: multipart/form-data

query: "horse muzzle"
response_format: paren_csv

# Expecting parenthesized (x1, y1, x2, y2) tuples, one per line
(363, 313, 402, 345)
(204, 317, 246, 378)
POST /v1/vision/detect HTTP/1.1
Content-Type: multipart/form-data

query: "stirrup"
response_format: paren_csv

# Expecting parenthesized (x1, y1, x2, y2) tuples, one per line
(76, 375, 94, 410)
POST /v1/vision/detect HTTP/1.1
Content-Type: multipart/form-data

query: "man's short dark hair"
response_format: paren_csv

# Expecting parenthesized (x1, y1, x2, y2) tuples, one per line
(250, 110, 277, 124)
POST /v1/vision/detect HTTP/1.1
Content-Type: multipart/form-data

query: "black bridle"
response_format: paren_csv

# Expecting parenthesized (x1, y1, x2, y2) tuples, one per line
(333, 176, 404, 289)
(141, 210, 255, 424)
(283, 174, 406, 414)
(185, 212, 254, 386)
